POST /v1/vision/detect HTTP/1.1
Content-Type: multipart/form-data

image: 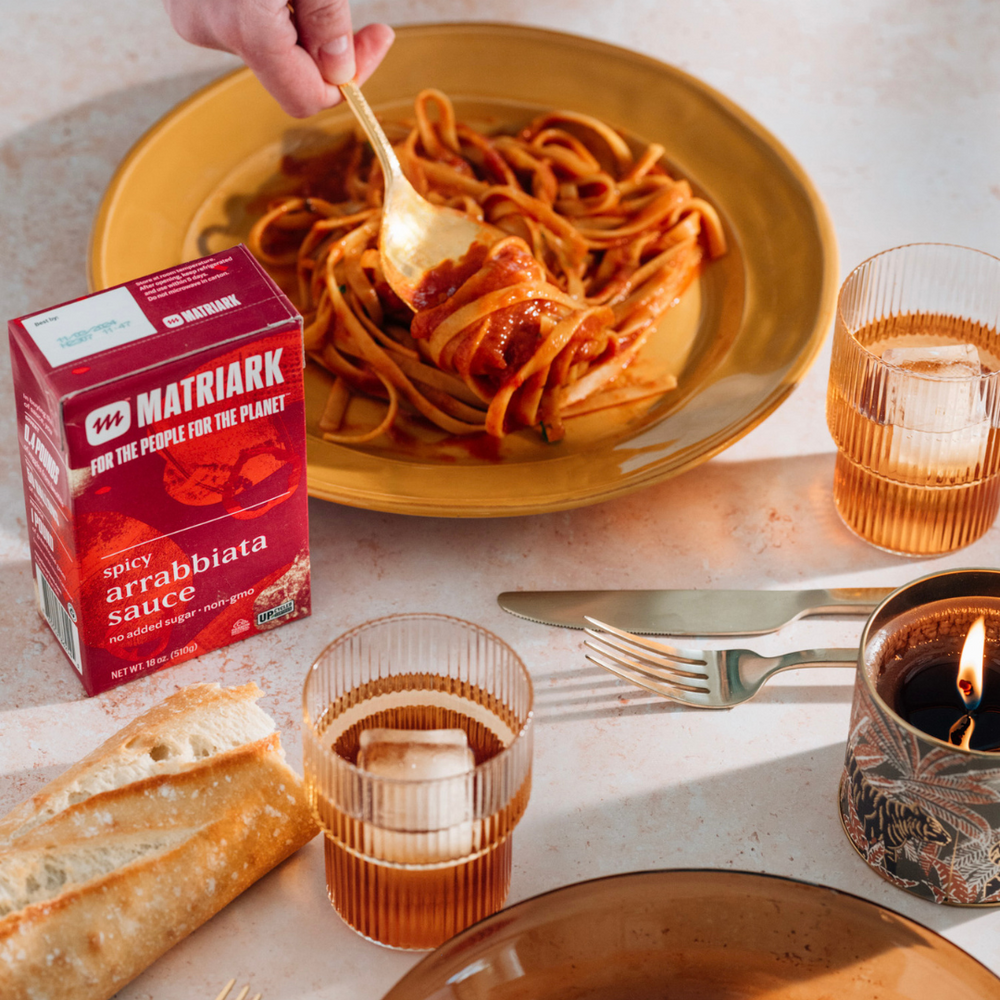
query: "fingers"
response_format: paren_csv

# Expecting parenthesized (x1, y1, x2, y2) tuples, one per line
(275, 2, 394, 95)
(162, 0, 395, 118)
(243, 22, 394, 117)
(243, 41, 341, 118)
(293, 0, 356, 85)
(249, 20, 395, 117)
(353, 23, 395, 87)
(161, 0, 231, 50)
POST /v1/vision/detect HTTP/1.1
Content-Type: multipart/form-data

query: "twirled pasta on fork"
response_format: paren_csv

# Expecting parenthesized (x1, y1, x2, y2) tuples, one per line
(248, 89, 726, 443)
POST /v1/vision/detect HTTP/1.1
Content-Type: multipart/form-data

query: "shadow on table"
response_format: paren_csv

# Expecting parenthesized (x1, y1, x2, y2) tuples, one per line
(521, 740, 986, 937)
(0, 558, 92, 710)
(0, 69, 231, 714)
(0, 68, 231, 323)
(532, 662, 853, 724)
(493, 448, 997, 593)
(0, 68, 232, 594)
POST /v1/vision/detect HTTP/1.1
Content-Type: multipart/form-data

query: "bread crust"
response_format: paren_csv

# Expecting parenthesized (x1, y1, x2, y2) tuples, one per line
(0, 684, 319, 1000)
(0, 682, 275, 845)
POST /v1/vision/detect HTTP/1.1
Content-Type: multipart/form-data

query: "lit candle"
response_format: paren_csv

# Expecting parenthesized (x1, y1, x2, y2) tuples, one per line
(894, 614, 1000, 751)
(948, 616, 986, 750)
(845, 571, 1000, 907)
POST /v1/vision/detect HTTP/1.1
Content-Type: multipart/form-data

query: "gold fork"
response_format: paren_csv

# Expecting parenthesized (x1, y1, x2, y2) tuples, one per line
(338, 81, 501, 309)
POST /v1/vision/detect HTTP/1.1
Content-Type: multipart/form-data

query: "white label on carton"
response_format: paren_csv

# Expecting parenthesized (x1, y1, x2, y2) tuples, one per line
(22, 287, 157, 368)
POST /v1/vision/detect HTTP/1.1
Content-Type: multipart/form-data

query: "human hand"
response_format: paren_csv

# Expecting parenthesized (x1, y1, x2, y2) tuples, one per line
(163, 0, 395, 118)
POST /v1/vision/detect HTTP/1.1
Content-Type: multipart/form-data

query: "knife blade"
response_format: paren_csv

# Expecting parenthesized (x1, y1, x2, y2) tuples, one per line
(497, 587, 895, 636)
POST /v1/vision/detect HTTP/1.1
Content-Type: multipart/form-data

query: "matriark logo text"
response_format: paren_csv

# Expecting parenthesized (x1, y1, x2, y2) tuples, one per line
(162, 294, 241, 329)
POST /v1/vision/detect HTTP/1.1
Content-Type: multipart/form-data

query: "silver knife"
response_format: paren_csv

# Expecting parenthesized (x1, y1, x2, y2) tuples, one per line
(497, 587, 894, 636)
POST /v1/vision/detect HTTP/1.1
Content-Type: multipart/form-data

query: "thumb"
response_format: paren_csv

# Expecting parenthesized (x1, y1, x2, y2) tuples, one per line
(293, 0, 356, 85)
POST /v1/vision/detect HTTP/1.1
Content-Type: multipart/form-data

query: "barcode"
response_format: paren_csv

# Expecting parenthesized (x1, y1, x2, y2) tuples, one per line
(37, 569, 82, 673)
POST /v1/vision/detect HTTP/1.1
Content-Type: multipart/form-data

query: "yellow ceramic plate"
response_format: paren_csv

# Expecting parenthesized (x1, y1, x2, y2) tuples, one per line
(89, 22, 838, 517)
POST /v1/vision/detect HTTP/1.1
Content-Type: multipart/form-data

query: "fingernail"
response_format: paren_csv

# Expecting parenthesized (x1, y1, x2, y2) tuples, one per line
(319, 35, 355, 85)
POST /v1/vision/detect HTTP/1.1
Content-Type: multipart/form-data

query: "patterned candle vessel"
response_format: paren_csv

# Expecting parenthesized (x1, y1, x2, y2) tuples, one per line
(840, 569, 1000, 906)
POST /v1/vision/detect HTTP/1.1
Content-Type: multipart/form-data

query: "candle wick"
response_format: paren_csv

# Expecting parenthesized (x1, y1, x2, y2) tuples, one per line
(948, 713, 976, 751)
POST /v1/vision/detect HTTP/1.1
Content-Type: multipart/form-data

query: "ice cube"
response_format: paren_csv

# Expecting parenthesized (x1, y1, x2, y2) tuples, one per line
(881, 343, 982, 380)
(877, 343, 990, 471)
(881, 343, 987, 434)
(357, 727, 474, 780)
(357, 728, 477, 863)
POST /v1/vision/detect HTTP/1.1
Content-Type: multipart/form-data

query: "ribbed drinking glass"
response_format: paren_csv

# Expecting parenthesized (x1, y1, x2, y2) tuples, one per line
(302, 613, 533, 950)
(827, 243, 1000, 555)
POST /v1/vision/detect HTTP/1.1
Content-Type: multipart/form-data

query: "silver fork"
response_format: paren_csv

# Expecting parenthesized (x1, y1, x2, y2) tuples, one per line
(583, 616, 856, 709)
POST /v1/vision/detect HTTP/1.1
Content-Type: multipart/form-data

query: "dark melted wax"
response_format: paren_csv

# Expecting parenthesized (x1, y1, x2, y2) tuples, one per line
(896, 658, 1000, 751)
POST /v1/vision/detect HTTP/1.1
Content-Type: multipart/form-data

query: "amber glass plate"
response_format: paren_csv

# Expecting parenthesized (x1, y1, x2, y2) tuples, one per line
(89, 23, 837, 517)
(382, 869, 1000, 999)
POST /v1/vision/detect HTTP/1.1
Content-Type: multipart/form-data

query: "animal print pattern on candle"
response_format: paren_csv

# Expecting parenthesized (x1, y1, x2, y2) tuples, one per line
(840, 677, 1000, 905)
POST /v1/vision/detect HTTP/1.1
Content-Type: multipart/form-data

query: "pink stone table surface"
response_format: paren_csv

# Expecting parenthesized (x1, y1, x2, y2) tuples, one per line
(2, 1, 999, 997)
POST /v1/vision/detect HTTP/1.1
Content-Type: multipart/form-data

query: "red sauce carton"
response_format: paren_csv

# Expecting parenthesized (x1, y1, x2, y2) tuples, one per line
(8, 246, 311, 695)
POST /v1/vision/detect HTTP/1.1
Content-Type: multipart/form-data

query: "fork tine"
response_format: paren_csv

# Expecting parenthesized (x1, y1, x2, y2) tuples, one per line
(583, 638, 710, 684)
(584, 617, 709, 666)
(585, 651, 706, 703)
(583, 628, 709, 681)
(584, 642, 711, 694)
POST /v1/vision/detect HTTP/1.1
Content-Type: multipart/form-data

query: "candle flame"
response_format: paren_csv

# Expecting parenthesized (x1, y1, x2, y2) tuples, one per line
(956, 615, 986, 712)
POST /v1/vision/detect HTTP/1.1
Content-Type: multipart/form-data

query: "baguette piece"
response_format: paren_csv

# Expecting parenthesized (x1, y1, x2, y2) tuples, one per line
(0, 682, 319, 1000)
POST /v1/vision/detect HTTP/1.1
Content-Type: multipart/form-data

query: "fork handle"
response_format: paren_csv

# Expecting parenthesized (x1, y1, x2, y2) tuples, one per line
(777, 648, 858, 666)
(741, 647, 858, 693)
(339, 82, 408, 188)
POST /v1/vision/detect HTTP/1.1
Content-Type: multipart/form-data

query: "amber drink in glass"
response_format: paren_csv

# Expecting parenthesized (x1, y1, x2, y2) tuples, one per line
(302, 613, 533, 950)
(826, 244, 1000, 556)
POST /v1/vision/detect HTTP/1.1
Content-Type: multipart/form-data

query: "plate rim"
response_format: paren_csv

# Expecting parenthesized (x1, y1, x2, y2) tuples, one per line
(381, 866, 1000, 997)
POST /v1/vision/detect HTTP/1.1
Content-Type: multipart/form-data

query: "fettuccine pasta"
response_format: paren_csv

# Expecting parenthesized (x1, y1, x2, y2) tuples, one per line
(248, 89, 726, 443)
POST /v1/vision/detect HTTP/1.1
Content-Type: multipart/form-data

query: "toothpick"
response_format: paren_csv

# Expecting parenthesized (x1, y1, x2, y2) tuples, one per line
(213, 980, 236, 1000)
